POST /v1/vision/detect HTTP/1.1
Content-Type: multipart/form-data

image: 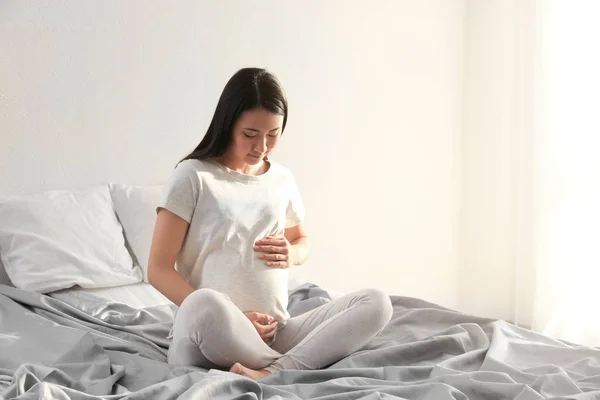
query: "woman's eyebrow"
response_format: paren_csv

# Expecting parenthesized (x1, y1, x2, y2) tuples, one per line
(243, 127, 281, 132)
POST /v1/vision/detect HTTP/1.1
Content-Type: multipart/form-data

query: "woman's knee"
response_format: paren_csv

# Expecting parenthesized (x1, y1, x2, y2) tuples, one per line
(178, 288, 233, 327)
(358, 288, 393, 329)
(181, 287, 224, 307)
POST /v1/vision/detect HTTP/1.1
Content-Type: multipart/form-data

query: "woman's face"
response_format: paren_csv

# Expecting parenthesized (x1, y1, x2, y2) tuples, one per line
(228, 108, 284, 166)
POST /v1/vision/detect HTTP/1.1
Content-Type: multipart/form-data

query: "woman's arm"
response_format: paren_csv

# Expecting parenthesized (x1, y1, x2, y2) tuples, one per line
(147, 208, 196, 306)
(285, 223, 310, 266)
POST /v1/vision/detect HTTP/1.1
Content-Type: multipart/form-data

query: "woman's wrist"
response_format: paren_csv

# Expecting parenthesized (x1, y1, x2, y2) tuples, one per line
(290, 238, 309, 266)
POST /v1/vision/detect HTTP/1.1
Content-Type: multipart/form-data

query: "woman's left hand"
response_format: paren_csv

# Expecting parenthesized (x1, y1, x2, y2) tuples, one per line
(254, 235, 296, 268)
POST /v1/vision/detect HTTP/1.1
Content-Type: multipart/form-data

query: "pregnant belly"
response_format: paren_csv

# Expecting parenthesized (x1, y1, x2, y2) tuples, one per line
(201, 252, 290, 322)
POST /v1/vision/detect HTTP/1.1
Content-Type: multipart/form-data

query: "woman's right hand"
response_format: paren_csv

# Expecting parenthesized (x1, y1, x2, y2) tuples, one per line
(243, 312, 278, 342)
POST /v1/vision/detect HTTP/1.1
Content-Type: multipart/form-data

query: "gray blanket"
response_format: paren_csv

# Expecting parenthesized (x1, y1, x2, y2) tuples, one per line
(1, 284, 600, 400)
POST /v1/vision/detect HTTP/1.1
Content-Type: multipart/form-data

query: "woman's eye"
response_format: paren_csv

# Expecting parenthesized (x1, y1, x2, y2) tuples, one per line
(243, 132, 278, 138)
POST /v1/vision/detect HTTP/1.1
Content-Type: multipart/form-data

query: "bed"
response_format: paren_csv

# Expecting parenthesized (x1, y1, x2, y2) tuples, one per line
(1, 184, 600, 399)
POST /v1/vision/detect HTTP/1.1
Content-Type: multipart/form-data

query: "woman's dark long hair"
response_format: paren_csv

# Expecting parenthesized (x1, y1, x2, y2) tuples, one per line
(180, 68, 288, 164)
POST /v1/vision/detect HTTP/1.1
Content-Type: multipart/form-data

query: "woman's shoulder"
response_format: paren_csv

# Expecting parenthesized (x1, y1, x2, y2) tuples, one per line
(266, 159, 299, 186)
(176, 158, 213, 171)
(267, 158, 294, 177)
(168, 159, 219, 189)
(173, 158, 220, 178)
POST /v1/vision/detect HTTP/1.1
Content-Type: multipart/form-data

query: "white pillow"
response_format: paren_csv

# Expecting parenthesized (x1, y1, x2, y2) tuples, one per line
(0, 185, 143, 293)
(110, 184, 163, 282)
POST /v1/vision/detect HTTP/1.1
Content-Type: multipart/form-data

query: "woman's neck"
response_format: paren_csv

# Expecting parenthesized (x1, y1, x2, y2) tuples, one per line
(215, 154, 267, 176)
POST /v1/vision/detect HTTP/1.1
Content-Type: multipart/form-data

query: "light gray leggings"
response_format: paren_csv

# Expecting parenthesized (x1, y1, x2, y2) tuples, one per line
(167, 288, 393, 373)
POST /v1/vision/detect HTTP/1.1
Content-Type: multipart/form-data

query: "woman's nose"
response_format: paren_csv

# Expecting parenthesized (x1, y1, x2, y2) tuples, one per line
(255, 137, 268, 152)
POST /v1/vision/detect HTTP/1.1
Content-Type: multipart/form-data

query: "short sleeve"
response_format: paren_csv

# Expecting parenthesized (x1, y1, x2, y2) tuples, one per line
(157, 161, 200, 223)
(285, 176, 306, 228)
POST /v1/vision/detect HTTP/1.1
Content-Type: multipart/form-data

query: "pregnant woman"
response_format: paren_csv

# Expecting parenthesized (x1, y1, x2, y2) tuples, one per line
(148, 67, 393, 380)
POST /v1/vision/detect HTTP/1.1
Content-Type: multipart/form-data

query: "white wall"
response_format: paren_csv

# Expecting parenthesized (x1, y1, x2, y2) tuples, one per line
(459, 0, 529, 322)
(459, 0, 600, 328)
(0, 0, 465, 309)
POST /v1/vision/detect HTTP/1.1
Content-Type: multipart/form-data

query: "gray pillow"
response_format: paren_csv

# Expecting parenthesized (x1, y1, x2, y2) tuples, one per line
(287, 282, 332, 317)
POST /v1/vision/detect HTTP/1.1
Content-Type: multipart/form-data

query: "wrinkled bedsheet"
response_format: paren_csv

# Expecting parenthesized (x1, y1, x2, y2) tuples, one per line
(2, 283, 600, 399)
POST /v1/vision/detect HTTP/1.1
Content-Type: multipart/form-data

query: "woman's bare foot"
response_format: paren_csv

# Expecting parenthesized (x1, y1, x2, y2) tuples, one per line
(229, 362, 271, 380)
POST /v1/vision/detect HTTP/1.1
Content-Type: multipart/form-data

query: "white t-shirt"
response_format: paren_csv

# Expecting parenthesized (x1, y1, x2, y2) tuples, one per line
(157, 158, 305, 324)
